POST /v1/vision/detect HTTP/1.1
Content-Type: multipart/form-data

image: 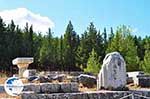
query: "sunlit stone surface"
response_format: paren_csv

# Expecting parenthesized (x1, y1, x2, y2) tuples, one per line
(97, 52, 126, 90)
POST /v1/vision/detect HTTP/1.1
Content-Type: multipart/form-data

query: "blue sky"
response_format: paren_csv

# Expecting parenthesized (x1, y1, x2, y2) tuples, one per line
(0, 0, 150, 37)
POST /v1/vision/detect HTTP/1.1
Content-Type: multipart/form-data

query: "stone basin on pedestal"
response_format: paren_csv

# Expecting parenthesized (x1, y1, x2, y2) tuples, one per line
(12, 57, 34, 78)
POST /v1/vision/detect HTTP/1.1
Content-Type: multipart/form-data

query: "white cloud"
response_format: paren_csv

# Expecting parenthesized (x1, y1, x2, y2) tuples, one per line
(0, 8, 54, 35)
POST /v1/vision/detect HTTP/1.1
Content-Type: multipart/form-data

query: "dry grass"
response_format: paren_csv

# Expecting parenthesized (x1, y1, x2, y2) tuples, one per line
(0, 78, 29, 84)
(0, 93, 21, 99)
(0, 78, 7, 84)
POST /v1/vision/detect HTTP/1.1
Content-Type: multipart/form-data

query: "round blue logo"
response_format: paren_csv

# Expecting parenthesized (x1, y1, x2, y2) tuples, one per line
(4, 77, 24, 96)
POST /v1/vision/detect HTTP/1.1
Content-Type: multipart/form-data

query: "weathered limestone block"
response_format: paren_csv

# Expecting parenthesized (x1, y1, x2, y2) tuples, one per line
(23, 69, 36, 78)
(60, 83, 71, 92)
(60, 83, 78, 93)
(12, 57, 33, 77)
(70, 83, 78, 92)
(40, 83, 60, 93)
(23, 83, 40, 93)
(22, 94, 47, 99)
(97, 52, 126, 90)
(137, 75, 150, 87)
(78, 74, 96, 88)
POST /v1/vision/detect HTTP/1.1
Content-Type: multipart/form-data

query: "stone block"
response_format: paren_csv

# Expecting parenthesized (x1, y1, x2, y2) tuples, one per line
(137, 75, 150, 87)
(23, 69, 36, 78)
(60, 83, 71, 92)
(23, 83, 40, 93)
(21, 93, 41, 99)
(70, 83, 78, 92)
(78, 74, 96, 88)
(40, 83, 60, 93)
(97, 52, 126, 90)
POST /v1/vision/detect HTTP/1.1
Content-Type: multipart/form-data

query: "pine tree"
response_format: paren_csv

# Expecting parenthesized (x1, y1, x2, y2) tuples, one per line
(103, 28, 107, 45)
(59, 35, 64, 70)
(124, 34, 140, 71)
(29, 25, 34, 56)
(39, 28, 53, 70)
(108, 27, 114, 41)
(33, 33, 43, 70)
(0, 16, 148, 74)
(84, 49, 101, 75)
(52, 37, 60, 70)
(0, 17, 7, 71)
(77, 22, 103, 70)
(106, 25, 139, 71)
(141, 37, 150, 73)
(63, 21, 78, 71)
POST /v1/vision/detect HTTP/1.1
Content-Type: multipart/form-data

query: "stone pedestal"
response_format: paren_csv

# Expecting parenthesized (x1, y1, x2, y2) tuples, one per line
(97, 52, 126, 90)
(12, 58, 33, 78)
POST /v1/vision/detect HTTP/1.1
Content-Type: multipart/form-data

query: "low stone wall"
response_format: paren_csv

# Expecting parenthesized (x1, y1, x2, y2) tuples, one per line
(0, 83, 79, 93)
(23, 83, 79, 93)
(21, 90, 150, 99)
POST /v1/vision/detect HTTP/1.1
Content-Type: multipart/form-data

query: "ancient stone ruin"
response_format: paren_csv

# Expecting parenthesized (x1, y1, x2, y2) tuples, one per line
(12, 57, 33, 78)
(1, 56, 149, 98)
(97, 52, 126, 90)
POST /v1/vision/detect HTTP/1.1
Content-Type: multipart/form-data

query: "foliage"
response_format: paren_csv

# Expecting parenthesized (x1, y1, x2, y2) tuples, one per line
(77, 22, 104, 70)
(63, 21, 79, 71)
(84, 49, 101, 75)
(0, 17, 149, 74)
(106, 25, 139, 71)
(141, 37, 150, 73)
